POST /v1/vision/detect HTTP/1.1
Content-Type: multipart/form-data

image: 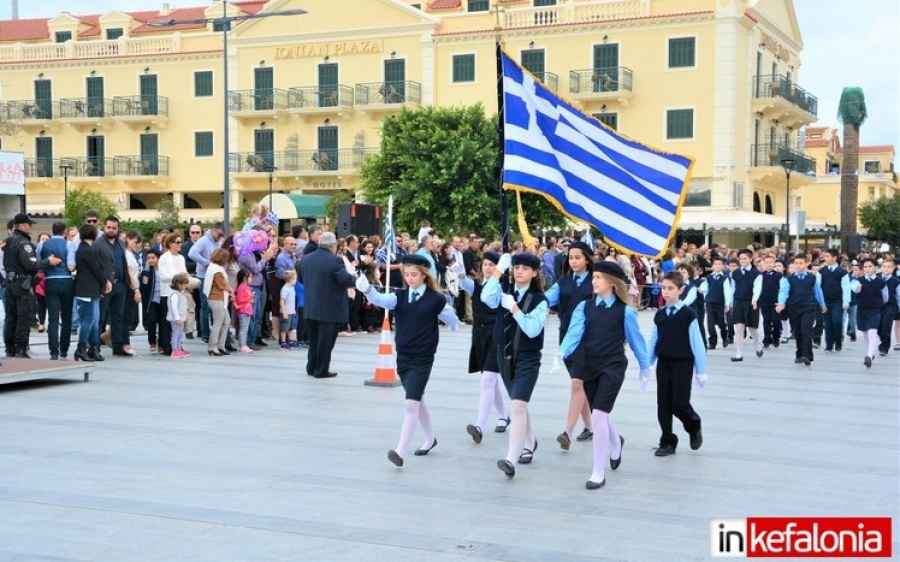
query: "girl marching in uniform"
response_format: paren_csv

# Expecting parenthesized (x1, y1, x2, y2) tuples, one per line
(459, 251, 510, 443)
(356, 254, 459, 467)
(482, 253, 549, 479)
(544, 242, 596, 450)
(851, 258, 888, 368)
(557, 261, 651, 489)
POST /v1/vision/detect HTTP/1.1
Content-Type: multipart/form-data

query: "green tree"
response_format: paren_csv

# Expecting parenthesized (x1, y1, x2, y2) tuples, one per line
(119, 220, 160, 242)
(858, 194, 900, 249)
(360, 104, 564, 239)
(155, 195, 181, 231)
(64, 187, 117, 226)
(324, 191, 352, 229)
(837, 87, 867, 248)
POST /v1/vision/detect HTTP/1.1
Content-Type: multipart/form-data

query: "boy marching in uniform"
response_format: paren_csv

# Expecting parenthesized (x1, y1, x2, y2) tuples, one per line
(776, 254, 825, 366)
(699, 256, 733, 350)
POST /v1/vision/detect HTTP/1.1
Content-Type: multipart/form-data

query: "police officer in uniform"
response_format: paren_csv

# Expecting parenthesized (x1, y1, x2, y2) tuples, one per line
(3, 214, 62, 357)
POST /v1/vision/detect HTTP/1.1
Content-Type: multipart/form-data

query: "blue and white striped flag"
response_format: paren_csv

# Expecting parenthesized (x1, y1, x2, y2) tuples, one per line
(581, 226, 595, 253)
(501, 49, 694, 259)
(384, 215, 397, 254)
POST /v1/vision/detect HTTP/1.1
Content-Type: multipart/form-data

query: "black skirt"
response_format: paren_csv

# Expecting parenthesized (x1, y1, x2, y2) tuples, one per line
(469, 322, 499, 373)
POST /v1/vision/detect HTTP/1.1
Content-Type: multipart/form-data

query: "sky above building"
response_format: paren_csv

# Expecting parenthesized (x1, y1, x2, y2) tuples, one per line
(2, 0, 898, 149)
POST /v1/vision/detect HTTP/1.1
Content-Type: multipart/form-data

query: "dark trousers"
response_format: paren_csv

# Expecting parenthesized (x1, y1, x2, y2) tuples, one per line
(100, 282, 128, 351)
(813, 309, 824, 344)
(656, 357, 701, 448)
(788, 306, 816, 361)
(706, 303, 727, 347)
(4, 283, 35, 352)
(760, 304, 781, 346)
(878, 306, 895, 354)
(143, 301, 161, 346)
(726, 308, 735, 341)
(44, 278, 74, 356)
(822, 303, 845, 349)
(158, 298, 172, 355)
(348, 293, 363, 330)
(693, 303, 708, 348)
(296, 306, 307, 343)
(306, 319, 340, 377)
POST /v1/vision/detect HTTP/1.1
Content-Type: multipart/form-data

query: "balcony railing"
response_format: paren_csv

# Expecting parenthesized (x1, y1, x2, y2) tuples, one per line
(56, 157, 115, 177)
(753, 75, 818, 116)
(24, 157, 59, 178)
(501, 0, 649, 28)
(58, 98, 113, 119)
(569, 67, 633, 95)
(0, 35, 183, 63)
(229, 88, 290, 112)
(287, 85, 354, 109)
(113, 155, 170, 176)
(354, 81, 421, 106)
(230, 148, 378, 174)
(112, 95, 169, 117)
(750, 144, 816, 175)
(4, 100, 57, 120)
(530, 71, 559, 92)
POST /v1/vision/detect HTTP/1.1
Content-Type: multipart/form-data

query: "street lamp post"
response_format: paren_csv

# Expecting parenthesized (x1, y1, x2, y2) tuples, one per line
(265, 165, 277, 213)
(59, 163, 72, 210)
(781, 158, 796, 253)
(150, 2, 306, 233)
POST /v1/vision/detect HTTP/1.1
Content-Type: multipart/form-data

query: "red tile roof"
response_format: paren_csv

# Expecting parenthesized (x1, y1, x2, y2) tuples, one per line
(427, 0, 462, 10)
(0, 2, 267, 41)
(835, 145, 895, 155)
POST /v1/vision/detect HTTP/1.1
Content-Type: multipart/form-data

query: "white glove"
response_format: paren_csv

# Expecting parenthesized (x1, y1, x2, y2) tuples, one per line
(500, 293, 517, 310)
(496, 253, 512, 274)
(551, 353, 564, 373)
(695, 372, 708, 389)
(355, 274, 371, 294)
(639, 368, 652, 391)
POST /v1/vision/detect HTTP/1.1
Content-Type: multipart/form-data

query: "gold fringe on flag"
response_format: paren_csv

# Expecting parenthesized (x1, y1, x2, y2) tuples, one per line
(515, 190, 537, 251)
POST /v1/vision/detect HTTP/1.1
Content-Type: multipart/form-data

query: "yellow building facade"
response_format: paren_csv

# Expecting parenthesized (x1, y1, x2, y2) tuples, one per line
(1, 0, 825, 243)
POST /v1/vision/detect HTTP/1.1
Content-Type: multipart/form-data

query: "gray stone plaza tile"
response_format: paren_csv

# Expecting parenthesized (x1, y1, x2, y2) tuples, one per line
(1, 311, 897, 561)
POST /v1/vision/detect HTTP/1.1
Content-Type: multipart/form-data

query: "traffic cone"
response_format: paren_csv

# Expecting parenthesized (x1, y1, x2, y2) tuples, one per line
(364, 316, 402, 387)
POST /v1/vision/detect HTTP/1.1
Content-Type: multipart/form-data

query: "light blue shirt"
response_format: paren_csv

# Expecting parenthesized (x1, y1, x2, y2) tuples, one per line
(544, 271, 589, 307)
(777, 273, 826, 307)
(364, 286, 459, 329)
(558, 295, 651, 370)
(481, 276, 547, 339)
(35, 235, 76, 276)
(681, 284, 697, 307)
(699, 273, 734, 304)
(647, 301, 708, 374)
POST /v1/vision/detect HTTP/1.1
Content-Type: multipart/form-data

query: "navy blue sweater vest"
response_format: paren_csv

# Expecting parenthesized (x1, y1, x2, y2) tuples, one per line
(758, 271, 782, 305)
(555, 275, 594, 335)
(883, 277, 899, 307)
(856, 277, 886, 308)
(654, 306, 696, 360)
(394, 288, 447, 357)
(471, 281, 497, 326)
(731, 267, 759, 301)
(581, 299, 627, 357)
(494, 289, 546, 353)
(704, 274, 727, 304)
(786, 274, 818, 308)
(819, 266, 847, 303)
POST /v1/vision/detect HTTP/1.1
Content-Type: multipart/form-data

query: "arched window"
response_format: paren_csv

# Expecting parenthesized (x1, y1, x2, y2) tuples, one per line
(764, 194, 773, 214)
(129, 196, 147, 210)
(752, 192, 761, 213)
(184, 196, 201, 209)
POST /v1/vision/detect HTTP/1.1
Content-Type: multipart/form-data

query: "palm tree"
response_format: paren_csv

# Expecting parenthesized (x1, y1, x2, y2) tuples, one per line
(837, 87, 867, 250)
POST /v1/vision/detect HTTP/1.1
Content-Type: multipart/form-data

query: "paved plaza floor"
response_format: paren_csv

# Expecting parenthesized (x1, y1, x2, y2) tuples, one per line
(1, 311, 897, 561)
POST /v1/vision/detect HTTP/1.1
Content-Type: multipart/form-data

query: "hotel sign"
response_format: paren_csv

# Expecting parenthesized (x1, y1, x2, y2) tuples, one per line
(275, 40, 383, 59)
(759, 32, 791, 64)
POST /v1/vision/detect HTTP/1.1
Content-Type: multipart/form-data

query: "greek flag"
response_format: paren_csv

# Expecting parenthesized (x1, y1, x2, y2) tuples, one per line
(384, 215, 397, 254)
(501, 49, 694, 259)
(581, 226, 595, 252)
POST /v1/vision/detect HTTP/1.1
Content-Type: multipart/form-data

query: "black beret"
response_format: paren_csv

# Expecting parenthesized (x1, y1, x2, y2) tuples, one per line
(511, 252, 541, 270)
(402, 254, 432, 269)
(592, 260, 627, 281)
(482, 251, 501, 265)
(567, 241, 594, 258)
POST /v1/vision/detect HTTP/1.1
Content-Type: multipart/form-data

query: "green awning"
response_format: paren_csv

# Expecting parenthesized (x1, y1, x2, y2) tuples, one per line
(262, 193, 330, 220)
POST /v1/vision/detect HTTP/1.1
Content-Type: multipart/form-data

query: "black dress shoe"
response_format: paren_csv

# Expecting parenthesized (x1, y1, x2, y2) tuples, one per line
(730, 356, 743, 362)
(756, 349, 764, 358)
(800, 356, 811, 366)
(556, 431, 571, 451)
(494, 417, 509, 433)
(655, 445, 676, 457)
(497, 459, 515, 479)
(794, 358, 802, 364)
(690, 428, 703, 450)
(610, 436, 624, 470)
(864, 356, 872, 368)
(112, 350, 135, 357)
(576, 428, 593, 441)
(225, 345, 238, 352)
(387, 450, 403, 467)
(466, 425, 483, 444)
(314, 372, 338, 378)
(50, 354, 59, 360)
(218, 348, 230, 355)
(518, 440, 537, 464)
(414, 438, 437, 456)
(585, 478, 606, 490)
(14, 350, 31, 359)
(185, 332, 194, 339)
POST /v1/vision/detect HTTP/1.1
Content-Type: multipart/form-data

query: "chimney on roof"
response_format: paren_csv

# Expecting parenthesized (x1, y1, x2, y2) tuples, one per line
(12, 0, 18, 19)
(161, 3, 171, 15)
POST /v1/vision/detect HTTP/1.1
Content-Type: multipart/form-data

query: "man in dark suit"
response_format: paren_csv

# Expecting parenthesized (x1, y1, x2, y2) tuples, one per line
(300, 232, 356, 378)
